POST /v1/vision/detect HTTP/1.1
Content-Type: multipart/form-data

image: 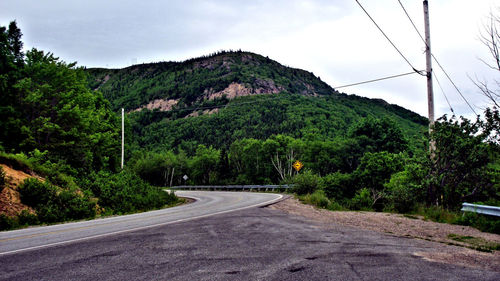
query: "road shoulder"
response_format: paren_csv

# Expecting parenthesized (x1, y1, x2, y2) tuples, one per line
(268, 197, 500, 272)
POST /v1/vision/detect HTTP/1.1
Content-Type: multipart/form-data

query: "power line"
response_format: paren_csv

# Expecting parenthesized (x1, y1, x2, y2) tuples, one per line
(334, 71, 419, 89)
(355, 0, 424, 76)
(398, 0, 426, 43)
(432, 57, 478, 116)
(397, 0, 478, 116)
(434, 73, 455, 114)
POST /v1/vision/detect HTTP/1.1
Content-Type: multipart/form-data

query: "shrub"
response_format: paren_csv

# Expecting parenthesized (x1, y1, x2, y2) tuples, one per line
(18, 178, 55, 208)
(454, 212, 500, 235)
(354, 151, 405, 193)
(0, 214, 18, 230)
(384, 164, 426, 213)
(321, 172, 355, 200)
(85, 170, 178, 214)
(301, 190, 331, 209)
(349, 188, 373, 210)
(18, 178, 96, 223)
(327, 201, 345, 211)
(17, 209, 39, 226)
(292, 170, 321, 195)
(386, 182, 415, 213)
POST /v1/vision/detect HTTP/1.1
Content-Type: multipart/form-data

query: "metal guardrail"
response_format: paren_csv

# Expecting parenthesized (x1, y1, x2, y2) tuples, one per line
(461, 203, 500, 217)
(170, 185, 293, 191)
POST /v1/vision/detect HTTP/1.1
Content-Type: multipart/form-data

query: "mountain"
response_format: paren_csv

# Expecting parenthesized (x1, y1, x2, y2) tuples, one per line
(86, 51, 427, 152)
(87, 50, 337, 112)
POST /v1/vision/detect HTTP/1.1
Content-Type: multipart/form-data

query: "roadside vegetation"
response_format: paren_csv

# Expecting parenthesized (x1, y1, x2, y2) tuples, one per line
(0, 22, 179, 231)
(292, 111, 500, 234)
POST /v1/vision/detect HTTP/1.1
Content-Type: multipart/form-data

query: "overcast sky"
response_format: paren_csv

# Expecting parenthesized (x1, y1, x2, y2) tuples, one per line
(1, 0, 498, 119)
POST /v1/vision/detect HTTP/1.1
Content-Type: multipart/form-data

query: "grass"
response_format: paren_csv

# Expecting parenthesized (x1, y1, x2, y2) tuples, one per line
(403, 214, 420, 220)
(409, 204, 500, 235)
(297, 189, 345, 211)
(413, 205, 459, 224)
(447, 233, 500, 253)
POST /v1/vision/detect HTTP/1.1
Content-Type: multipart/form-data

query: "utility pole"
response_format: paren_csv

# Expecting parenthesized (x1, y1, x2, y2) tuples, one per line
(121, 108, 124, 169)
(423, 0, 435, 148)
(424, 0, 437, 205)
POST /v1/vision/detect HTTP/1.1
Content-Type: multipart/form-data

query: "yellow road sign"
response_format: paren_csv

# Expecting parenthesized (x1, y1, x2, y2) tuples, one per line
(293, 160, 303, 172)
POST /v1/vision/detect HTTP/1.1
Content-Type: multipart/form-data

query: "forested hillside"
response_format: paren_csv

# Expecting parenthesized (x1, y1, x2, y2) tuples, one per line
(86, 51, 427, 151)
(87, 50, 337, 111)
(0, 22, 179, 230)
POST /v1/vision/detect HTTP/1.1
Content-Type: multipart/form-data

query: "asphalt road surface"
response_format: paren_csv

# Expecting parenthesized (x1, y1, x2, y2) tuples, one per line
(0, 191, 282, 255)
(0, 191, 498, 280)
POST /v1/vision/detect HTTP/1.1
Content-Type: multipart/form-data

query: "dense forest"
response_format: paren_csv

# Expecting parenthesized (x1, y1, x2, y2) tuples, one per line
(86, 50, 337, 111)
(0, 22, 178, 230)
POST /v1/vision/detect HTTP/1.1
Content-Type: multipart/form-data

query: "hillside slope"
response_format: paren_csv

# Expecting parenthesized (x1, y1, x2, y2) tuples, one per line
(86, 51, 427, 151)
(0, 164, 36, 217)
(87, 50, 336, 112)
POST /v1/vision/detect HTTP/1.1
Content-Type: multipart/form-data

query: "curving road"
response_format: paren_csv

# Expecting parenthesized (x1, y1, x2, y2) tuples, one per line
(0, 191, 283, 255)
(1, 191, 498, 280)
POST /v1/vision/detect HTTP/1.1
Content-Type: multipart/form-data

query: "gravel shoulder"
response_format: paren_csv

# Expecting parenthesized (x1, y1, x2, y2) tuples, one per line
(268, 197, 500, 272)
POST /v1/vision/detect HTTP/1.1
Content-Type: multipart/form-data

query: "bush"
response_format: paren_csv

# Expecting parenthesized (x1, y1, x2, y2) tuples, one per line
(132, 152, 171, 186)
(321, 172, 355, 200)
(18, 178, 96, 223)
(300, 190, 330, 209)
(327, 201, 345, 211)
(386, 182, 415, 213)
(384, 163, 426, 213)
(17, 209, 39, 225)
(0, 214, 18, 230)
(349, 188, 373, 210)
(299, 189, 346, 211)
(18, 178, 55, 208)
(292, 170, 321, 195)
(454, 212, 500, 235)
(85, 170, 178, 214)
(0, 210, 39, 231)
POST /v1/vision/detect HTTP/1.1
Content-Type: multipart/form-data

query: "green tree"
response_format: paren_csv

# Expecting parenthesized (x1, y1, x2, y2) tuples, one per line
(352, 151, 405, 209)
(292, 169, 321, 195)
(348, 117, 408, 154)
(385, 157, 428, 213)
(15, 49, 119, 172)
(189, 145, 220, 184)
(429, 114, 499, 209)
(0, 21, 24, 149)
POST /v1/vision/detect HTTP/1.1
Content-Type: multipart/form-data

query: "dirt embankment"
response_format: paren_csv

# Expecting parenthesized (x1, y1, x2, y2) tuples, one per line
(0, 164, 38, 217)
(269, 197, 500, 272)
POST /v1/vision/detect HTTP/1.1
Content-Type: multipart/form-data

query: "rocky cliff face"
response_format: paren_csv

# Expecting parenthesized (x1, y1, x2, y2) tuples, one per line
(86, 51, 336, 112)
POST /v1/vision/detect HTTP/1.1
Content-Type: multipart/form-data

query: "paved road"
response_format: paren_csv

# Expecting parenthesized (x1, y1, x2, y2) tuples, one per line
(0, 191, 282, 255)
(1, 191, 498, 280)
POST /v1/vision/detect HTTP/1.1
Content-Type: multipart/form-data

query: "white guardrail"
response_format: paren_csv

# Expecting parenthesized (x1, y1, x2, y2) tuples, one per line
(170, 185, 293, 191)
(461, 203, 500, 217)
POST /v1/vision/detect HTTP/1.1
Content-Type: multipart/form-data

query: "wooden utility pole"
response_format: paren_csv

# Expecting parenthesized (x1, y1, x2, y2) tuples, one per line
(423, 0, 435, 154)
(121, 108, 124, 169)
